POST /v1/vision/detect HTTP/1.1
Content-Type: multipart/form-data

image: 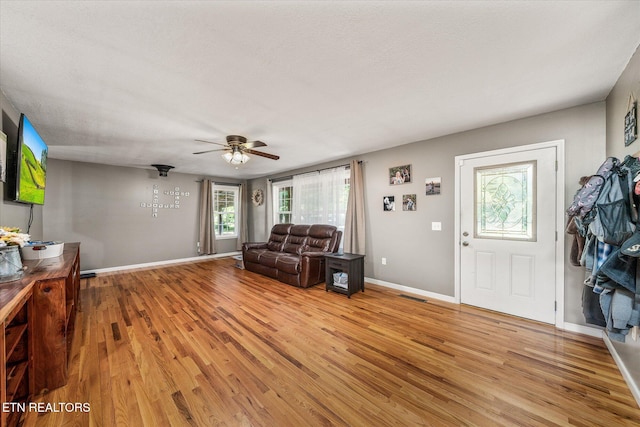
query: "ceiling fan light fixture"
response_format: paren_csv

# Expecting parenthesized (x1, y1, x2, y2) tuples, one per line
(222, 147, 250, 165)
(151, 164, 174, 177)
(196, 135, 276, 164)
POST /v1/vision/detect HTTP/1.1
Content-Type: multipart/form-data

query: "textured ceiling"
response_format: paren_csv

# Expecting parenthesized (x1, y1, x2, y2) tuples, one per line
(1, 1, 639, 179)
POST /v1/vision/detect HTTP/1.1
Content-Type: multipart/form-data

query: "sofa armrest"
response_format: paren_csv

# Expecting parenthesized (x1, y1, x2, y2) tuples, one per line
(300, 251, 327, 258)
(242, 242, 268, 251)
(299, 251, 329, 287)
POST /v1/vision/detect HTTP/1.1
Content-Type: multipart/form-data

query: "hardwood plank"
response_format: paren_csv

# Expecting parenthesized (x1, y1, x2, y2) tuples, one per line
(21, 257, 640, 426)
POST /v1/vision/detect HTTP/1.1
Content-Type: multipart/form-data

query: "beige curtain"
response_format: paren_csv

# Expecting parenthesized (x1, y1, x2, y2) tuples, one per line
(236, 183, 248, 250)
(265, 178, 273, 240)
(198, 179, 216, 255)
(344, 160, 365, 254)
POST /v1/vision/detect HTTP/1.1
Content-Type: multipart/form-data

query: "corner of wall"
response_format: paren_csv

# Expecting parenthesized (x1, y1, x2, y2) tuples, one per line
(606, 44, 640, 158)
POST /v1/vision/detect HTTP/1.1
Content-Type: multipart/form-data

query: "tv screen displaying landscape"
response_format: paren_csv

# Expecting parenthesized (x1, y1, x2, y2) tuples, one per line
(16, 114, 48, 205)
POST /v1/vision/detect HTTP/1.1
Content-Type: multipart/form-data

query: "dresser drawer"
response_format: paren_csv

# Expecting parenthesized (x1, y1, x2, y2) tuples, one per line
(326, 259, 347, 270)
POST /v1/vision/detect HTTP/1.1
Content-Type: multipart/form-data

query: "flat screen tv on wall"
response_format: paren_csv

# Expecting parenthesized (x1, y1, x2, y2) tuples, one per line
(14, 114, 48, 205)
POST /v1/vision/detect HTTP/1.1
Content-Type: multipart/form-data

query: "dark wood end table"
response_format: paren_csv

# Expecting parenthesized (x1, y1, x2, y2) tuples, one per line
(325, 253, 365, 298)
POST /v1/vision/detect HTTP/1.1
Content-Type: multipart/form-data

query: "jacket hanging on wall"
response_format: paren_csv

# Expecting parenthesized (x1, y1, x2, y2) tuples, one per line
(567, 155, 640, 341)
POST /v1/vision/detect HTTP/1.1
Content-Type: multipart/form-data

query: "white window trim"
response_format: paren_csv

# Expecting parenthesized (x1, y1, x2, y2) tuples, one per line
(272, 179, 293, 225)
(213, 184, 239, 240)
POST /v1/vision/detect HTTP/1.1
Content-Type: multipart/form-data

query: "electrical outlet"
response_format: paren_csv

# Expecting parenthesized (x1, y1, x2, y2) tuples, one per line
(381, 257, 387, 265)
(432, 222, 442, 231)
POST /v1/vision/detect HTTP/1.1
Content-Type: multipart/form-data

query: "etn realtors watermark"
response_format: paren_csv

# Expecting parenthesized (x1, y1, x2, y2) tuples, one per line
(2, 401, 90, 413)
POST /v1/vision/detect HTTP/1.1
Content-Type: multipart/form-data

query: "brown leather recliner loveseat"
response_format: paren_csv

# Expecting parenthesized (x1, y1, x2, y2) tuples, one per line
(242, 224, 342, 288)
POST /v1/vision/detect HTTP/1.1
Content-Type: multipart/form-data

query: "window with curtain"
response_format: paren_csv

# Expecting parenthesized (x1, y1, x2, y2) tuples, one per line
(213, 185, 239, 238)
(272, 167, 350, 232)
(273, 181, 293, 224)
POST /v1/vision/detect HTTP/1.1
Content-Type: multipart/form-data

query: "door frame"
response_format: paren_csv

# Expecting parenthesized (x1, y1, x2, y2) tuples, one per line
(454, 140, 566, 328)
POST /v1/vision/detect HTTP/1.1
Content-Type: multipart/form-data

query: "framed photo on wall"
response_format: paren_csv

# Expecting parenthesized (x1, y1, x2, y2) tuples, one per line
(383, 196, 395, 211)
(0, 131, 6, 183)
(389, 164, 411, 185)
(425, 177, 441, 195)
(403, 194, 417, 211)
(625, 100, 637, 146)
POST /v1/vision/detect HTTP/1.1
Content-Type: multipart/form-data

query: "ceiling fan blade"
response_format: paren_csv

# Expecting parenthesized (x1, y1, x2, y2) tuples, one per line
(193, 148, 230, 155)
(195, 139, 227, 147)
(245, 149, 280, 160)
(242, 140, 267, 149)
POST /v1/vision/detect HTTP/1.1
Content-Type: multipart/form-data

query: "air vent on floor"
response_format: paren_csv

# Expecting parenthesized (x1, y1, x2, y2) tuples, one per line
(398, 294, 427, 303)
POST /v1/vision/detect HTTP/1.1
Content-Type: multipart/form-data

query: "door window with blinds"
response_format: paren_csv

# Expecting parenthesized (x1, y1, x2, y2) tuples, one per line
(474, 161, 536, 241)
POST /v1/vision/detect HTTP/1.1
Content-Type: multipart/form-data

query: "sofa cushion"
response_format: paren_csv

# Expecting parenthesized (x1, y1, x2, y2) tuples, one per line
(284, 225, 310, 254)
(305, 237, 331, 252)
(271, 223, 293, 234)
(308, 224, 337, 238)
(259, 251, 282, 268)
(267, 223, 292, 251)
(275, 254, 301, 274)
(305, 224, 337, 252)
(243, 248, 268, 264)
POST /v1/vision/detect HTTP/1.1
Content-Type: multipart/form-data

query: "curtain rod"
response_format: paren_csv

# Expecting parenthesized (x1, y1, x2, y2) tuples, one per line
(269, 160, 362, 183)
(214, 181, 242, 187)
(195, 180, 242, 187)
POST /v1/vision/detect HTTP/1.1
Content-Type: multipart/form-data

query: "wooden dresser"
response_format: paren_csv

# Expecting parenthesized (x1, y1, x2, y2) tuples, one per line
(0, 242, 80, 426)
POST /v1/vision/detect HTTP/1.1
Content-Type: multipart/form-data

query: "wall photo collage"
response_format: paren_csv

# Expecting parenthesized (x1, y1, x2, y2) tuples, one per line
(383, 164, 441, 212)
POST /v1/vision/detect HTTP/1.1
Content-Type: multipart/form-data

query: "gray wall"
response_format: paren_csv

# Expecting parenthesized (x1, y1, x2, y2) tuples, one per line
(2, 87, 244, 271)
(2, 68, 619, 328)
(606, 44, 640, 159)
(0, 90, 44, 238)
(249, 102, 606, 326)
(604, 44, 640, 368)
(247, 177, 270, 244)
(43, 159, 242, 270)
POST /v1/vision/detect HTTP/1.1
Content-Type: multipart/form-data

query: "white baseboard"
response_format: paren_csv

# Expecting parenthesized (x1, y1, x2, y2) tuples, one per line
(604, 332, 640, 408)
(365, 277, 607, 337)
(80, 251, 241, 276)
(364, 277, 457, 304)
(561, 322, 603, 338)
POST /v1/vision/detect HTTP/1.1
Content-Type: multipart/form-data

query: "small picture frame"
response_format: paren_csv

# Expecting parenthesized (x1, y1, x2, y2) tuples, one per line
(389, 164, 411, 185)
(383, 196, 395, 211)
(625, 100, 637, 147)
(403, 194, 417, 211)
(0, 131, 6, 183)
(425, 177, 441, 195)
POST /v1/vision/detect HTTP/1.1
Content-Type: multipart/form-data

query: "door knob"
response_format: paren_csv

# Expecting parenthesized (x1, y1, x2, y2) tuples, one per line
(462, 241, 469, 246)
(463, 231, 469, 237)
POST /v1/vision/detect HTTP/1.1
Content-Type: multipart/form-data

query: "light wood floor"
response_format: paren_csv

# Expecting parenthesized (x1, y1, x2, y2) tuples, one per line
(21, 258, 640, 426)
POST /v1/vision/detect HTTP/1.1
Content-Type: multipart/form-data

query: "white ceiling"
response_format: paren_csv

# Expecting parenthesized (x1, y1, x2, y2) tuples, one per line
(1, 1, 639, 179)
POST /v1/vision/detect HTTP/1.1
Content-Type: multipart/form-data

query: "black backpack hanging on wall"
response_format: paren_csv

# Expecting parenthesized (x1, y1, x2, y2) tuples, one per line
(567, 157, 619, 221)
(589, 167, 635, 246)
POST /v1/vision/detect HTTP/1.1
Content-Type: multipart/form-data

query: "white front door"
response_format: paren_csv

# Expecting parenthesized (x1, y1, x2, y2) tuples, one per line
(458, 145, 558, 324)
